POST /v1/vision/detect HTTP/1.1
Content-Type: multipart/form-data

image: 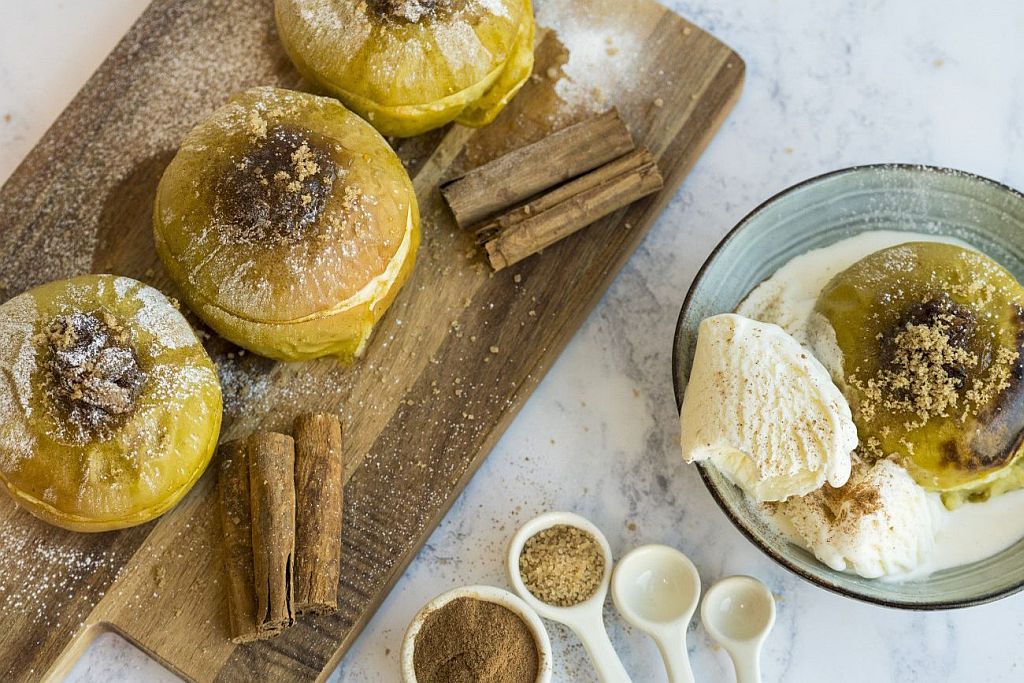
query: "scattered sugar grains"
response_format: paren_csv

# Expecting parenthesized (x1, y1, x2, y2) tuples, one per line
(0, 523, 121, 625)
(534, 2, 642, 115)
(519, 524, 604, 607)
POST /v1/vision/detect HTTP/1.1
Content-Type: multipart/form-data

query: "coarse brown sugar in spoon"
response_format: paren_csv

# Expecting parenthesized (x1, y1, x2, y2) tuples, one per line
(518, 524, 604, 607)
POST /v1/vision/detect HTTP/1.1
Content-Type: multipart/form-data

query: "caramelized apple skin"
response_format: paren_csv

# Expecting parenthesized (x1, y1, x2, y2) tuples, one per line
(274, 0, 536, 137)
(815, 242, 1024, 493)
(0, 275, 222, 532)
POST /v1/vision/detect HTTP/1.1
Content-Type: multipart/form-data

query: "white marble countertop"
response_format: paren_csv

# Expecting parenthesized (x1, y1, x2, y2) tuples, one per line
(3, 1, 1024, 681)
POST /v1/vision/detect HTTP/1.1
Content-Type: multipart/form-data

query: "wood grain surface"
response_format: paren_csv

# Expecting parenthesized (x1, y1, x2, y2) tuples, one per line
(0, 0, 743, 680)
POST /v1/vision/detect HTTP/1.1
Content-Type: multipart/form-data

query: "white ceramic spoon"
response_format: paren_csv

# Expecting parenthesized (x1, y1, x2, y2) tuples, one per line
(508, 511, 632, 683)
(700, 575, 776, 683)
(611, 544, 700, 683)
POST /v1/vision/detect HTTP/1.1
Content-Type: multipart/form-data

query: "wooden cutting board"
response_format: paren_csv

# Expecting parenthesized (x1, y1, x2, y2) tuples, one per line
(0, 0, 742, 680)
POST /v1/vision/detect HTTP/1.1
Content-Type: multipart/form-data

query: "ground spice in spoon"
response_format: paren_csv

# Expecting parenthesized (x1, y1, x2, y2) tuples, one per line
(413, 596, 539, 683)
(519, 524, 605, 607)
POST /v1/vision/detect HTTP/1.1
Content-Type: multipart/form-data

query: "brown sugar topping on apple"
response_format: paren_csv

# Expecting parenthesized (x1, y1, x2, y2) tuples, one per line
(43, 310, 145, 436)
(217, 123, 339, 245)
(368, 0, 456, 22)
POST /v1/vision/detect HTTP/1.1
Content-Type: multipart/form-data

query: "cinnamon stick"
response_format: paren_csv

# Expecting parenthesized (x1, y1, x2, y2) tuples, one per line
(248, 432, 297, 637)
(475, 149, 658, 244)
(484, 152, 664, 271)
(292, 413, 344, 615)
(440, 109, 634, 227)
(217, 439, 260, 643)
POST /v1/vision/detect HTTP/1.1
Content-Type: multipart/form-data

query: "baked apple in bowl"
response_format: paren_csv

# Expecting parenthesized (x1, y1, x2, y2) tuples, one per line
(274, 0, 536, 137)
(0, 274, 222, 532)
(154, 87, 419, 361)
(814, 241, 1024, 499)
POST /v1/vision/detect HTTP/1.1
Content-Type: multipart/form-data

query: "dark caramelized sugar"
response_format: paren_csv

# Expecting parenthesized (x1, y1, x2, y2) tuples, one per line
(44, 311, 145, 436)
(217, 125, 337, 244)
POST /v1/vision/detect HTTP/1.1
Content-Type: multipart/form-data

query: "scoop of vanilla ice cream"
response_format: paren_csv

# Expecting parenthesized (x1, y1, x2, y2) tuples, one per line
(680, 313, 857, 502)
(778, 459, 934, 578)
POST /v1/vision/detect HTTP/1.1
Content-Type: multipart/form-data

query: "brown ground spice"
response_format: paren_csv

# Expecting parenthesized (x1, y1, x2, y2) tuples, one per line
(413, 597, 539, 683)
(519, 524, 604, 607)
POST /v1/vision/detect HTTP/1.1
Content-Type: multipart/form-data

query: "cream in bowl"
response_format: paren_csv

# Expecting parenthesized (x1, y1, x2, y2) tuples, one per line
(401, 585, 552, 683)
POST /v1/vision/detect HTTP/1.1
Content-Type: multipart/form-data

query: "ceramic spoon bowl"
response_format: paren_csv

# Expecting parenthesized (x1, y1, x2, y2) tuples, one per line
(508, 511, 632, 683)
(700, 575, 776, 683)
(611, 544, 701, 683)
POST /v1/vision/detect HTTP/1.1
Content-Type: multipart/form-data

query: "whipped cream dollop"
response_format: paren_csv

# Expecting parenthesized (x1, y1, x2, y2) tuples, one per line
(680, 313, 857, 502)
(777, 459, 934, 578)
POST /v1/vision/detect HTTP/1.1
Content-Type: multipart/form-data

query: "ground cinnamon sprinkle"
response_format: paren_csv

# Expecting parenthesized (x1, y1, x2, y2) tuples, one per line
(412, 597, 539, 683)
(519, 524, 604, 607)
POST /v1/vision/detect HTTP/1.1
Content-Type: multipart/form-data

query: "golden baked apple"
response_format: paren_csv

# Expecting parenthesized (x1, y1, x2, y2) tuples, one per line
(154, 87, 419, 361)
(0, 275, 222, 532)
(274, 0, 536, 137)
(814, 242, 1024, 494)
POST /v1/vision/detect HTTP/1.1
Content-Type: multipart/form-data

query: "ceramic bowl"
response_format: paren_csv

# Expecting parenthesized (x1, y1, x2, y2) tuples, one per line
(401, 584, 553, 682)
(672, 164, 1024, 609)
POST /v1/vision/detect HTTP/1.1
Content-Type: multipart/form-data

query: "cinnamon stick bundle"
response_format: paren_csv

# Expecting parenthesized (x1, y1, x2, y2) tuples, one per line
(292, 413, 344, 615)
(440, 110, 664, 272)
(484, 150, 663, 270)
(247, 432, 297, 637)
(217, 439, 260, 643)
(440, 109, 634, 227)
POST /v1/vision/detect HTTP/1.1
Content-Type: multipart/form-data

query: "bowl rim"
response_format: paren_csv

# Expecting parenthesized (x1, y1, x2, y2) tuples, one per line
(671, 162, 1024, 610)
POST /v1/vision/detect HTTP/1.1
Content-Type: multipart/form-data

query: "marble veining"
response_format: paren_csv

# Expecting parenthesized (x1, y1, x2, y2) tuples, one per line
(2, 0, 1023, 681)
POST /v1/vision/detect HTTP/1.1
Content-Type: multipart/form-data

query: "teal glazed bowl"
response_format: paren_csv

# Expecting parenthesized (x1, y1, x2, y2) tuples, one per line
(672, 164, 1024, 609)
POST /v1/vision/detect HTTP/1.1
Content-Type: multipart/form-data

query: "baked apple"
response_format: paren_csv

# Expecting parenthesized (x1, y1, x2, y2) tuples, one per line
(274, 0, 536, 137)
(0, 275, 222, 532)
(814, 242, 1024, 494)
(154, 87, 419, 361)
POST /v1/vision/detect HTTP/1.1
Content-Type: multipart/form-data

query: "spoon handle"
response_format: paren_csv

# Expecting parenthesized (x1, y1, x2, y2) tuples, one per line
(572, 618, 632, 683)
(730, 650, 762, 683)
(656, 636, 695, 683)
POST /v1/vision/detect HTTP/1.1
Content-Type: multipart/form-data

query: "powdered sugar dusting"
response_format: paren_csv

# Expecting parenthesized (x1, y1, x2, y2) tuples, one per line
(535, 2, 642, 115)
(475, 0, 509, 18)
(113, 276, 133, 299)
(0, 275, 220, 521)
(133, 284, 198, 351)
(0, 522, 124, 628)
